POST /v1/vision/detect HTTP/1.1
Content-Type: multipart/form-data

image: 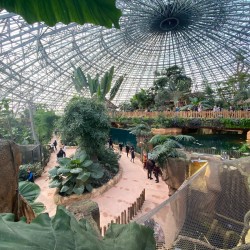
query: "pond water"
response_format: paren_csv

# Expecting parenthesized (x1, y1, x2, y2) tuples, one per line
(183, 133, 245, 151)
(110, 128, 245, 152)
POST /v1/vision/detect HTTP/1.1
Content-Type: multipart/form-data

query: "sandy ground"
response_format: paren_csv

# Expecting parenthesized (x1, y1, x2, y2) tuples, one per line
(36, 145, 169, 228)
(35, 144, 76, 216)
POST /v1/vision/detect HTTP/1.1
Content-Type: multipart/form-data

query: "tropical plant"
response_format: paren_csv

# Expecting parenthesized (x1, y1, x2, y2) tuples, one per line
(49, 150, 104, 195)
(34, 108, 59, 144)
(97, 148, 120, 174)
(129, 123, 152, 158)
(60, 97, 110, 158)
(153, 65, 192, 108)
(19, 181, 45, 215)
(19, 163, 43, 182)
(118, 101, 134, 112)
(180, 97, 212, 111)
(130, 88, 155, 110)
(0, 99, 32, 144)
(149, 134, 195, 167)
(0, 206, 155, 250)
(72, 65, 125, 104)
(0, 0, 122, 28)
(238, 144, 250, 153)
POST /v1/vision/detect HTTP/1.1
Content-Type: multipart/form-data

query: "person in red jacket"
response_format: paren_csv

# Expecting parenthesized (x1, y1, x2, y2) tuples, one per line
(142, 153, 148, 169)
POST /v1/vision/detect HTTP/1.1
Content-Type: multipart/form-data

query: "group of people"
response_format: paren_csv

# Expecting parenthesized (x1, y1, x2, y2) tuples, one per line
(108, 137, 162, 183)
(118, 143, 135, 162)
(50, 140, 67, 159)
(143, 153, 162, 183)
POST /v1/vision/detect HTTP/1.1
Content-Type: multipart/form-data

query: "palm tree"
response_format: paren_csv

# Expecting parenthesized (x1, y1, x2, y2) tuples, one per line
(149, 134, 195, 167)
(180, 97, 212, 111)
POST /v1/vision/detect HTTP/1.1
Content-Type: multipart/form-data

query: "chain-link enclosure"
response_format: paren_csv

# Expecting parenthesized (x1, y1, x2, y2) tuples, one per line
(136, 156, 250, 249)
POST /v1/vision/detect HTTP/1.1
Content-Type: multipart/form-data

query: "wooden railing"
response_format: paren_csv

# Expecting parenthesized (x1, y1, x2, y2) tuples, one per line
(100, 189, 146, 236)
(110, 110, 250, 119)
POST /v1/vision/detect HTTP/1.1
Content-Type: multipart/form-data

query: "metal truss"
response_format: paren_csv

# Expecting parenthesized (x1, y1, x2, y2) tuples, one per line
(0, 0, 250, 111)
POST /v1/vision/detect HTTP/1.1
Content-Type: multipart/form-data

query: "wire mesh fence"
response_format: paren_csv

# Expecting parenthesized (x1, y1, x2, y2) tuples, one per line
(135, 157, 250, 249)
(18, 144, 42, 165)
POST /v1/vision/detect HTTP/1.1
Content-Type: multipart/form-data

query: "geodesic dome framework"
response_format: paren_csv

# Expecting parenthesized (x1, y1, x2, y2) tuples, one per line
(0, 0, 250, 111)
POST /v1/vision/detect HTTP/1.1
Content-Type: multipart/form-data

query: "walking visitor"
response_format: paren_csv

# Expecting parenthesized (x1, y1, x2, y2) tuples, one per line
(125, 144, 130, 157)
(130, 148, 135, 163)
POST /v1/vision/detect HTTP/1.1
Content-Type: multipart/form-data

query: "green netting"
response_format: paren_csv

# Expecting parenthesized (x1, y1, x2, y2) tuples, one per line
(110, 128, 141, 153)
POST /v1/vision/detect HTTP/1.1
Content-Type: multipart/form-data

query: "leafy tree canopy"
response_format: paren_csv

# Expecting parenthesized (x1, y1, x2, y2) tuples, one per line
(0, 0, 122, 28)
(60, 97, 110, 156)
(34, 108, 59, 144)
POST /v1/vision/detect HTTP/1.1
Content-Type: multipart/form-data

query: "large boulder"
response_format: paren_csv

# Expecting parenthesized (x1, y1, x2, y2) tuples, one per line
(161, 157, 189, 196)
(67, 200, 101, 237)
(0, 140, 21, 216)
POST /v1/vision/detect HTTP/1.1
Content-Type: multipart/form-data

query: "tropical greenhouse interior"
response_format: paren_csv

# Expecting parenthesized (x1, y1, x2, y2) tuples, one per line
(0, 0, 250, 249)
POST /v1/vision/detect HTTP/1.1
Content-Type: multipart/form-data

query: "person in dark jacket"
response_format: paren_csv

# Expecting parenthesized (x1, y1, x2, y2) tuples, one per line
(53, 140, 58, 151)
(108, 137, 113, 148)
(153, 165, 162, 183)
(57, 148, 66, 159)
(130, 148, 135, 163)
(27, 168, 34, 182)
(125, 145, 130, 157)
(146, 159, 154, 179)
(118, 143, 123, 153)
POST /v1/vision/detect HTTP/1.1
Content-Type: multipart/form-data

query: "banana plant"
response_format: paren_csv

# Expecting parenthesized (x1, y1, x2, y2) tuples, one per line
(49, 150, 104, 195)
(72, 65, 124, 103)
(0, 0, 122, 29)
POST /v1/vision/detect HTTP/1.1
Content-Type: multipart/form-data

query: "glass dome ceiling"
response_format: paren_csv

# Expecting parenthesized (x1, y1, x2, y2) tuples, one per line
(0, 0, 250, 111)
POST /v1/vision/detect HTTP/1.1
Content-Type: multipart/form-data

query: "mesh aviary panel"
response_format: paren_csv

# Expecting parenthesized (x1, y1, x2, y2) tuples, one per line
(136, 156, 250, 249)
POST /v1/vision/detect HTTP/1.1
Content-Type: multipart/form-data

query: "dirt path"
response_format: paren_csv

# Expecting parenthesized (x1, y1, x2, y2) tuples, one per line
(36, 147, 169, 228)
(35, 144, 76, 216)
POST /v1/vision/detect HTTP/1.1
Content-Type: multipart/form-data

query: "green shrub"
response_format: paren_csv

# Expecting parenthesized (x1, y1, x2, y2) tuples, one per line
(97, 148, 119, 174)
(19, 163, 43, 181)
(49, 150, 105, 195)
(238, 143, 250, 153)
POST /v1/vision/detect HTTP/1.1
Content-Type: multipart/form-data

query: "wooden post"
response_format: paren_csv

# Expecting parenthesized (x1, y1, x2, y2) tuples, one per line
(104, 226, 107, 235)
(127, 207, 130, 223)
(138, 196, 141, 210)
(124, 210, 127, 224)
(118, 215, 120, 224)
(121, 211, 124, 224)
(100, 227, 102, 236)
(134, 202, 137, 215)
